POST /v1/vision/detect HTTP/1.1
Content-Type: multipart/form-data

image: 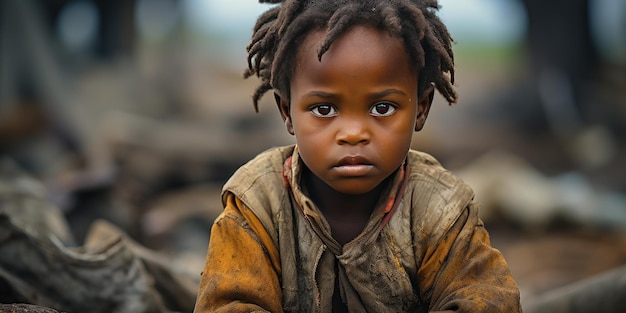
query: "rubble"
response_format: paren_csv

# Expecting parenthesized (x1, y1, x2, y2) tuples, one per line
(0, 159, 198, 313)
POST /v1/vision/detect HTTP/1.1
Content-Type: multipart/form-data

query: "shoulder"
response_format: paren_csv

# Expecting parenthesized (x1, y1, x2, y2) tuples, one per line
(220, 145, 295, 242)
(405, 149, 473, 198)
(222, 145, 294, 196)
(403, 149, 475, 234)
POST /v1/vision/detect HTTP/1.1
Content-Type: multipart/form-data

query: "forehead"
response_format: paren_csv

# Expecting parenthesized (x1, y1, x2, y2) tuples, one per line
(301, 25, 411, 62)
(292, 25, 416, 87)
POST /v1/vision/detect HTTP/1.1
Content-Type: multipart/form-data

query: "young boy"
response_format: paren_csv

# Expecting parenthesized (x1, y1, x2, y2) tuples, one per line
(194, 0, 522, 312)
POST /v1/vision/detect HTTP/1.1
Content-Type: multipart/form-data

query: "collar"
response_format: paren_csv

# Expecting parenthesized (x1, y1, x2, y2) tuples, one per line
(281, 146, 408, 253)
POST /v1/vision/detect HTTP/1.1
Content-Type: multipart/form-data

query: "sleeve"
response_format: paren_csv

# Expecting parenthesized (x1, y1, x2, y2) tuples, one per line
(419, 202, 522, 313)
(193, 192, 283, 313)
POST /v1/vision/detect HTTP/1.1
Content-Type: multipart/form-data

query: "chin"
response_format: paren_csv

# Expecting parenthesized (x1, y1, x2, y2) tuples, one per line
(330, 180, 380, 196)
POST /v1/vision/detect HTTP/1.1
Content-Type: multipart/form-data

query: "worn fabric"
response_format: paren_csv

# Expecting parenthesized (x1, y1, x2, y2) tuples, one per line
(194, 145, 522, 313)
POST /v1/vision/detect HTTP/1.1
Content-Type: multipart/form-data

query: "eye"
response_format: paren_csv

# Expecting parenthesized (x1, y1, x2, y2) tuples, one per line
(310, 104, 337, 117)
(370, 102, 396, 116)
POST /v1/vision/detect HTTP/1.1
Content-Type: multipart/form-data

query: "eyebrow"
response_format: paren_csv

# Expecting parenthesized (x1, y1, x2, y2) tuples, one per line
(372, 89, 408, 98)
(303, 88, 408, 99)
(303, 91, 336, 98)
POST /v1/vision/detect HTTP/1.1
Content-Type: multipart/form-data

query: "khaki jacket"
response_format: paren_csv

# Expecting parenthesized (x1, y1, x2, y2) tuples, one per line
(194, 145, 522, 312)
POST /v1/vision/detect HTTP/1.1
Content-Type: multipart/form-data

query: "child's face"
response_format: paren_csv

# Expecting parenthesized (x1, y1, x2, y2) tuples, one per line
(276, 25, 433, 195)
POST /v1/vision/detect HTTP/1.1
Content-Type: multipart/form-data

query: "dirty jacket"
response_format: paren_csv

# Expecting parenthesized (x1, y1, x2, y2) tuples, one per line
(194, 145, 522, 313)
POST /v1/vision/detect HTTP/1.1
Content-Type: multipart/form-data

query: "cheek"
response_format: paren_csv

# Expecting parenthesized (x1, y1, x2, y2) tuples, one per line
(378, 116, 416, 150)
(292, 112, 327, 137)
(291, 116, 321, 147)
(385, 113, 417, 136)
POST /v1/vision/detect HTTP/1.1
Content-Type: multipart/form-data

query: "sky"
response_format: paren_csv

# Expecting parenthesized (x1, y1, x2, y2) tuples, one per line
(130, 0, 621, 65)
(56, 0, 624, 63)
(183, 0, 527, 45)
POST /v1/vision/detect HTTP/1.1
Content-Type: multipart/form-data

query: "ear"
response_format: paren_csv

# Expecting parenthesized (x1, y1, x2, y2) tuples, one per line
(415, 83, 435, 131)
(274, 91, 294, 135)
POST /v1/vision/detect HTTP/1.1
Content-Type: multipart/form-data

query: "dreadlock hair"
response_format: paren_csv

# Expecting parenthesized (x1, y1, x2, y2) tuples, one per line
(244, 0, 456, 112)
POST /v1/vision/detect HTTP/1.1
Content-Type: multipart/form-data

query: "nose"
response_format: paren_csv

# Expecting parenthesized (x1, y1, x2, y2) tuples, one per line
(336, 117, 371, 145)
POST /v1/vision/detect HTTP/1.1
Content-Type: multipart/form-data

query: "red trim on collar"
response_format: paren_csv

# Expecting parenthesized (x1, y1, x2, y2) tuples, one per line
(380, 164, 409, 228)
(281, 156, 293, 187)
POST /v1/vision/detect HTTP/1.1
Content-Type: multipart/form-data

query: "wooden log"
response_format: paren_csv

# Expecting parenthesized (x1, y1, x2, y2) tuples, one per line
(0, 213, 170, 313)
(83, 220, 199, 312)
(0, 158, 74, 245)
(0, 157, 199, 312)
(0, 303, 59, 313)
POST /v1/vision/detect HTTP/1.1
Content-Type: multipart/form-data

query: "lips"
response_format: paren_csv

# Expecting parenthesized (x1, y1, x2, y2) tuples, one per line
(336, 155, 372, 166)
(333, 155, 374, 176)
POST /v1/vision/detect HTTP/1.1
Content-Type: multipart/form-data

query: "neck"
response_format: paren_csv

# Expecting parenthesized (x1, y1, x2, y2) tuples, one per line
(303, 168, 392, 245)
(302, 168, 388, 220)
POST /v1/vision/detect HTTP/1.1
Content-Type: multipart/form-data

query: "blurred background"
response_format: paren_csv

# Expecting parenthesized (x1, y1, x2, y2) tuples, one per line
(1, 0, 625, 308)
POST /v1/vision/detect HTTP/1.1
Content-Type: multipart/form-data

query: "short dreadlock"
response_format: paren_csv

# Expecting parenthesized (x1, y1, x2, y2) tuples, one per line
(244, 0, 456, 112)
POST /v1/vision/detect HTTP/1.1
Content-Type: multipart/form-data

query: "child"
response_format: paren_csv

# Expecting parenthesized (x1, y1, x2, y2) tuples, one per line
(194, 0, 522, 312)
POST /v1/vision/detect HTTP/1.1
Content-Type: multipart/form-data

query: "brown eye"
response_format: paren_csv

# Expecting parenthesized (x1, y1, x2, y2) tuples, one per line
(311, 104, 337, 117)
(370, 102, 396, 116)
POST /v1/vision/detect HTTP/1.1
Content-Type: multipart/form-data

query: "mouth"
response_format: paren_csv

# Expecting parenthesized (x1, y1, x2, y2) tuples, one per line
(336, 155, 371, 166)
(333, 156, 374, 176)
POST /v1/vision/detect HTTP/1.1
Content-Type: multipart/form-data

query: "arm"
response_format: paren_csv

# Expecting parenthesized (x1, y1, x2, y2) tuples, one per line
(193, 193, 283, 313)
(419, 202, 522, 313)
